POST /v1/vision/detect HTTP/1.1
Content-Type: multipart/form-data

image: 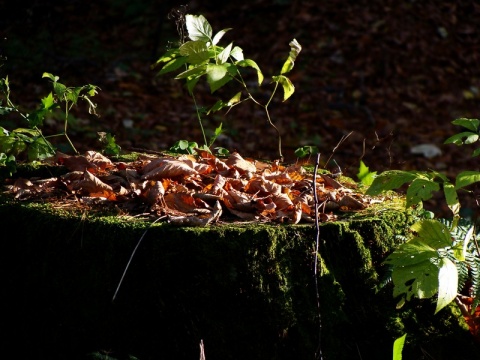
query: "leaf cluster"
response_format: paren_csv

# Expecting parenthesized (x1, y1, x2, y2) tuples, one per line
(153, 14, 301, 160)
(367, 118, 480, 315)
(0, 73, 117, 176)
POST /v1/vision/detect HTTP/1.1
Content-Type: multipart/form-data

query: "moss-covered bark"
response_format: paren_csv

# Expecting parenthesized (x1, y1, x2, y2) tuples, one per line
(2, 197, 479, 359)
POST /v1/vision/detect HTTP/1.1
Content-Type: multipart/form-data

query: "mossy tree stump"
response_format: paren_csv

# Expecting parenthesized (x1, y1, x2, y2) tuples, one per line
(2, 196, 479, 360)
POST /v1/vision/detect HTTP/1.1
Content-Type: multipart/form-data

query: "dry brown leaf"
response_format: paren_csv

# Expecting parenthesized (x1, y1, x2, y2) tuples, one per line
(141, 159, 199, 180)
(225, 152, 257, 174)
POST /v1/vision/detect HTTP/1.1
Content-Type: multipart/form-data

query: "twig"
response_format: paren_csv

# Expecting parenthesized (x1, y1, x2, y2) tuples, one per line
(313, 152, 324, 360)
(112, 215, 166, 302)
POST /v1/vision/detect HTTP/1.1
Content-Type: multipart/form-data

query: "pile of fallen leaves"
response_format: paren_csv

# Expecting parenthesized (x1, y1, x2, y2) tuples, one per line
(4, 151, 378, 226)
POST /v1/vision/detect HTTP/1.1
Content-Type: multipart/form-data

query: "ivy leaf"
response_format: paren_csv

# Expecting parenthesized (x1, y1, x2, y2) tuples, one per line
(435, 257, 458, 314)
(185, 14, 212, 42)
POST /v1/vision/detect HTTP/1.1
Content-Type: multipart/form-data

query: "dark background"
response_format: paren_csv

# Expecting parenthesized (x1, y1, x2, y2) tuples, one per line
(1, 0, 480, 216)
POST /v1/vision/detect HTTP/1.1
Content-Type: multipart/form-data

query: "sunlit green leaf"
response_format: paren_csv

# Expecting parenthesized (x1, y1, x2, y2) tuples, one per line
(405, 177, 439, 208)
(157, 57, 189, 75)
(393, 334, 407, 360)
(451, 118, 480, 132)
(206, 64, 232, 93)
(410, 219, 452, 249)
(236, 59, 263, 85)
(218, 42, 233, 64)
(212, 28, 232, 45)
(179, 41, 210, 64)
(455, 170, 480, 189)
(357, 160, 376, 186)
(280, 38, 302, 75)
(444, 131, 479, 145)
(435, 257, 458, 314)
(365, 170, 419, 196)
(230, 46, 244, 61)
(272, 75, 294, 101)
(185, 14, 212, 42)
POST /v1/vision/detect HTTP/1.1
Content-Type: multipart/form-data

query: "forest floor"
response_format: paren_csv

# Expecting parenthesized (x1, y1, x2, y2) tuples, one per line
(1, 0, 480, 219)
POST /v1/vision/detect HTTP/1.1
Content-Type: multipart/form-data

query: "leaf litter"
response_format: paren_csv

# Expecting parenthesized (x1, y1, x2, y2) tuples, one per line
(3, 150, 382, 227)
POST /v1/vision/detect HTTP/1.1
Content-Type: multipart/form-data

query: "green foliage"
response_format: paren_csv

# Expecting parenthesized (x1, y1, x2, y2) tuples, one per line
(393, 333, 406, 360)
(154, 13, 301, 160)
(294, 145, 318, 159)
(366, 117, 480, 316)
(0, 73, 117, 175)
(357, 160, 377, 186)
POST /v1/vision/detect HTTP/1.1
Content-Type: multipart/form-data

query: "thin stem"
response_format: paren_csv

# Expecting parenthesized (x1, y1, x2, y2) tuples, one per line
(191, 93, 208, 148)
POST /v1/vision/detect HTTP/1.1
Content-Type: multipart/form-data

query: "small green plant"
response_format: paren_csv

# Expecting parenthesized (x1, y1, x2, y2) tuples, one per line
(153, 12, 301, 160)
(366, 118, 480, 314)
(0, 72, 119, 175)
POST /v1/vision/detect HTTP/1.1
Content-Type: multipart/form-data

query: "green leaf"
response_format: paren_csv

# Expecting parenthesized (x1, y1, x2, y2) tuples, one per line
(175, 64, 207, 80)
(236, 59, 263, 85)
(227, 92, 242, 106)
(442, 182, 460, 217)
(435, 257, 458, 314)
(179, 41, 211, 64)
(472, 148, 480, 157)
(388, 242, 439, 301)
(280, 38, 302, 75)
(393, 334, 407, 360)
(206, 64, 232, 93)
(185, 14, 212, 42)
(207, 100, 226, 114)
(272, 75, 295, 101)
(357, 160, 376, 186)
(27, 137, 55, 161)
(365, 170, 419, 196)
(455, 170, 480, 189)
(218, 42, 233, 64)
(451, 118, 480, 132)
(444, 131, 479, 145)
(152, 48, 181, 66)
(410, 219, 452, 249)
(212, 28, 232, 45)
(157, 57, 189, 76)
(230, 46, 244, 61)
(405, 177, 439, 208)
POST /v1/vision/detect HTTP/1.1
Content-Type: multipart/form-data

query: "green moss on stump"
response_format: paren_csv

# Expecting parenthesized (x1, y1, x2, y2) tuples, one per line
(2, 197, 478, 360)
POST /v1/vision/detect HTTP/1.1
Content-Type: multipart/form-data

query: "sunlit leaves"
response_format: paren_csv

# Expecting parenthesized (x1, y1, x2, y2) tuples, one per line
(385, 220, 455, 313)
